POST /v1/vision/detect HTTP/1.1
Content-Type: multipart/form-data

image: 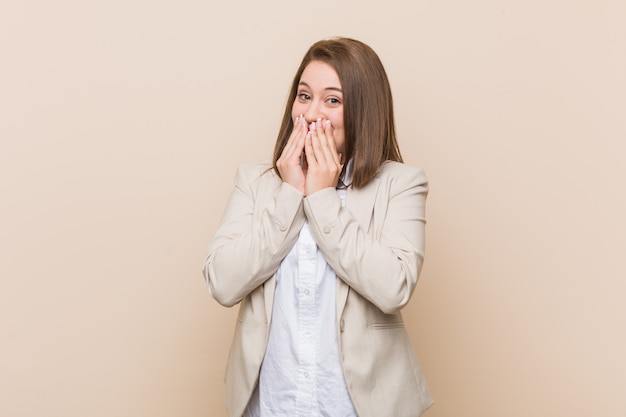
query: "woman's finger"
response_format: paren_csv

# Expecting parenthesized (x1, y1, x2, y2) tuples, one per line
(280, 118, 308, 171)
(324, 119, 342, 166)
(282, 115, 305, 158)
(313, 119, 340, 169)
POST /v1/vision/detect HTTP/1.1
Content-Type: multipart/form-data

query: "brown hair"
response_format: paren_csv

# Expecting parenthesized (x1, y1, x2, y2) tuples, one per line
(272, 37, 403, 188)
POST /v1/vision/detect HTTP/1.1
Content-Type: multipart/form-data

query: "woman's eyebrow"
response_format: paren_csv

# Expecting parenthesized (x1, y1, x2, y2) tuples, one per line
(298, 81, 343, 93)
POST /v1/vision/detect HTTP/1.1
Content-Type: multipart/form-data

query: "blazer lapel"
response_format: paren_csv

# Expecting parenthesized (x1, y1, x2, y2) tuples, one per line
(335, 175, 381, 318)
(262, 169, 283, 325)
(336, 280, 349, 320)
(264, 275, 276, 325)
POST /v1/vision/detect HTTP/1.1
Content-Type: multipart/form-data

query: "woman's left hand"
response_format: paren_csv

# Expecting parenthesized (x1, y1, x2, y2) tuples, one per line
(303, 118, 343, 196)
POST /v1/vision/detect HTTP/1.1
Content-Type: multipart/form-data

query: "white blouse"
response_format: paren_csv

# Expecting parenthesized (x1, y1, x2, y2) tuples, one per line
(245, 166, 357, 417)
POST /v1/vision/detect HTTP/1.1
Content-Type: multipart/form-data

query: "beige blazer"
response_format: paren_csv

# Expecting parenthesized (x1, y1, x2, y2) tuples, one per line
(204, 161, 433, 417)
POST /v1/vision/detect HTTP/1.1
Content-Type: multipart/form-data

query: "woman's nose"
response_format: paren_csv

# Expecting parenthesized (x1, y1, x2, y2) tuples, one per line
(304, 102, 323, 124)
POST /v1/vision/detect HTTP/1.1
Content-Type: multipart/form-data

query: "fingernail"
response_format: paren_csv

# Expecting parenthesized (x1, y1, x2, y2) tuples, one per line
(326, 120, 331, 128)
(311, 121, 316, 131)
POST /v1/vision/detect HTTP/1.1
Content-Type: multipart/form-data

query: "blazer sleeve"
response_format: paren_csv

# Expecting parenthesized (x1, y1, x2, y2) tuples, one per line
(303, 164, 428, 314)
(203, 163, 306, 307)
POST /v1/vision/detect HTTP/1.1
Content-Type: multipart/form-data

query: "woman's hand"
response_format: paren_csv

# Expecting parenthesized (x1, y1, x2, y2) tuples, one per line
(304, 118, 343, 196)
(276, 115, 308, 193)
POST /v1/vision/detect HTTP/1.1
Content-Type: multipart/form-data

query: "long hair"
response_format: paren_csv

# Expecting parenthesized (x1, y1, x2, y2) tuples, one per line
(272, 37, 402, 188)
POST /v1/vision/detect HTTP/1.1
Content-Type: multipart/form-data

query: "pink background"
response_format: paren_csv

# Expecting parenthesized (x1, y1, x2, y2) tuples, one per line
(1, 1, 625, 416)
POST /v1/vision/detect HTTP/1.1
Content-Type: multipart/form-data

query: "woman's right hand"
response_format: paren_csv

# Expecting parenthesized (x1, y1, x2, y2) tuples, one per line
(276, 114, 308, 193)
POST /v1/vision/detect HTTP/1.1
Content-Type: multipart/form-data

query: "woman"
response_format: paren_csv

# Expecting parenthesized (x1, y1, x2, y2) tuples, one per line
(203, 37, 433, 417)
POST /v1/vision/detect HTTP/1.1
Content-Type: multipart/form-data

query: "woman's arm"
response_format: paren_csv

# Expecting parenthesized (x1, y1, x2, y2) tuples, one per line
(304, 164, 428, 314)
(203, 163, 306, 307)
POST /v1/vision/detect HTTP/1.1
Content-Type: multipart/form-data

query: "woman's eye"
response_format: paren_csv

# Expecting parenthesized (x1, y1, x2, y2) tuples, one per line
(327, 97, 342, 105)
(297, 93, 311, 101)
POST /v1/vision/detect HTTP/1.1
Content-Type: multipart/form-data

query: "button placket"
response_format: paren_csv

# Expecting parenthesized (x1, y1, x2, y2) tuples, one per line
(295, 222, 317, 413)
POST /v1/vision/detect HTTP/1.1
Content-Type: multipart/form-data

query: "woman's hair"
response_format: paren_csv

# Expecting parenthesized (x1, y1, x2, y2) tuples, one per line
(272, 37, 403, 189)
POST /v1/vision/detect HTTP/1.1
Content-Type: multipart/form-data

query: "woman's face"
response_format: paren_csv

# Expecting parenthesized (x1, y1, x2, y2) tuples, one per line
(291, 60, 345, 154)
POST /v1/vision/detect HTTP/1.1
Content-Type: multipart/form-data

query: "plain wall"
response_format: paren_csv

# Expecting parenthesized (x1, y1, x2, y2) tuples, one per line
(1, 0, 624, 416)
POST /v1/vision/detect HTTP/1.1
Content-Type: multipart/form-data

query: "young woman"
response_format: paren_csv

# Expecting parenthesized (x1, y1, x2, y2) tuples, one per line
(203, 37, 433, 417)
